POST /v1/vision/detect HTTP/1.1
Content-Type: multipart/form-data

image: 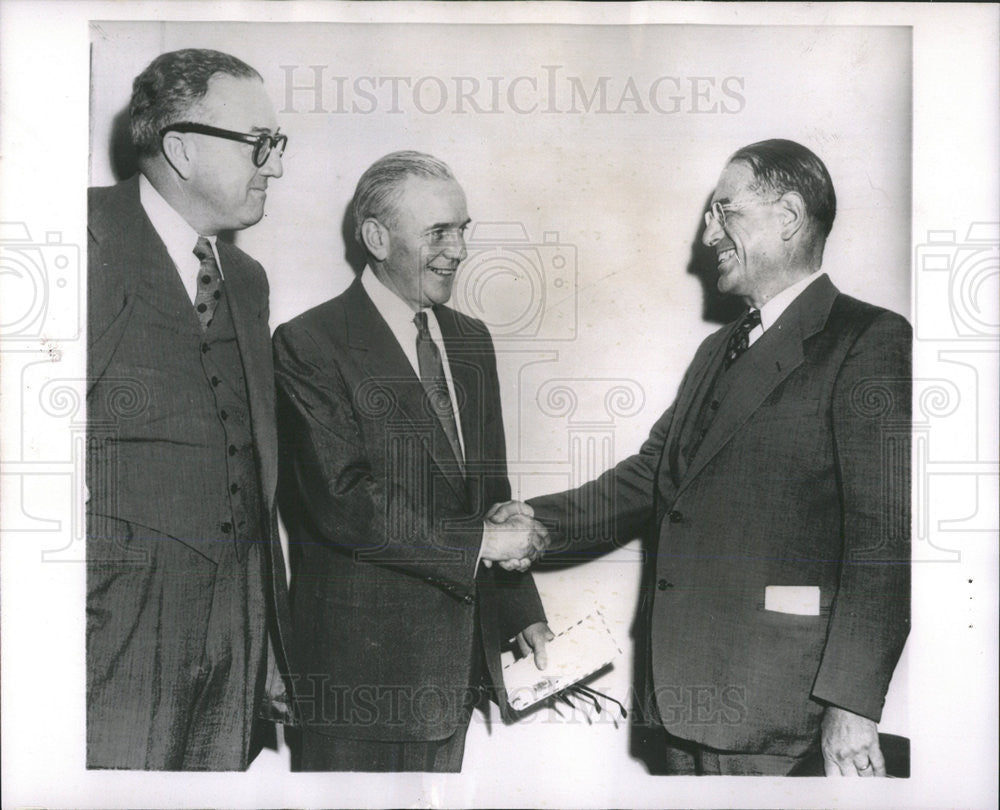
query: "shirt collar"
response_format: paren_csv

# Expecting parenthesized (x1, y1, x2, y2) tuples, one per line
(361, 265, 429, 331)
(758, 269, 825, 331)
(138, 173, 222, 277)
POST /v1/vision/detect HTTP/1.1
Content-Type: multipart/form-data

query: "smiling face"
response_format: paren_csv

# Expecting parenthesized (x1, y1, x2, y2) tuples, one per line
(371, 175, 470, 311)
(184, 74, 283, 234)
(701, 160, 787, 307)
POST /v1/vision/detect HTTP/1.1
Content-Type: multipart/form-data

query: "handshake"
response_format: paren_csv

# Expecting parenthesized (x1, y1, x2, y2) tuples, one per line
(481, 501, 550, 572)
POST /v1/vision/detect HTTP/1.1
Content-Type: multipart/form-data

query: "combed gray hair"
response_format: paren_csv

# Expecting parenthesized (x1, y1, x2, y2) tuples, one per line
(729, 139, 837, 239)
(352, 151, 456, 245)
(130, 49, 262, 158)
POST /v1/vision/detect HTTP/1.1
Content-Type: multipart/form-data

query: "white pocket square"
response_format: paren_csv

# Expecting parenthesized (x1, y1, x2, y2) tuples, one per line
(764, 585, 820, 616)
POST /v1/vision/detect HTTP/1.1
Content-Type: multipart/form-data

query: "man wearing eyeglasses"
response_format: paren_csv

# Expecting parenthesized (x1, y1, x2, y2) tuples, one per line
(495, 139, 911, 776)
(86, 48, 293, 770)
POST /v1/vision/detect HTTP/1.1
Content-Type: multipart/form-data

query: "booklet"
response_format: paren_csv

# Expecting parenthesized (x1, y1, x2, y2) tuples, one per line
(503, 610, 623, 712)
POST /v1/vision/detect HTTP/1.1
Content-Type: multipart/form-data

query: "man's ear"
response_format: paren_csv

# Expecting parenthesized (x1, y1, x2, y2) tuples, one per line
(361, 218, 389, 261)
(161, 132, 195, 180)
(778, 191, 807, 241)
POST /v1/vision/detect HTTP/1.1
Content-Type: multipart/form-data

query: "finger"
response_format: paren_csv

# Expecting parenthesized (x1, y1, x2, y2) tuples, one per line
(853, 753, 874, 777)
(515, 632, 530, 658)
(838, 755, 860, 777)
(868, 743, 887, 778)
(482, 559, 493, 568)
(488, 500, 532, 523)
(532, 638, 548, 670)
(822, 755, 840, 777)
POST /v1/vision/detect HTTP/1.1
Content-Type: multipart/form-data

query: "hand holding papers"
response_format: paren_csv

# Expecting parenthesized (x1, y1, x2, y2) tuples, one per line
(503, 611, 623, 713)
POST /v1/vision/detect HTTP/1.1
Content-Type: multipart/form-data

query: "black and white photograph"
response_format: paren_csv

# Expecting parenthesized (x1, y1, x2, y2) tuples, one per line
(1, 2, 997, 809)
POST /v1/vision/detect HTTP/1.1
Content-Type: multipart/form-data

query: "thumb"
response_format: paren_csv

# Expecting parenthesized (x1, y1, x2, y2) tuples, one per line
(488, 500, 532, 524)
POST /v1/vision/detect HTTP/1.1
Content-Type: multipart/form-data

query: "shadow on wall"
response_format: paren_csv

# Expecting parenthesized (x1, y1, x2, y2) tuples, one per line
(686, 192, 744, 327)
(340, 199, 367, 276)
(108, 106, 139, 184)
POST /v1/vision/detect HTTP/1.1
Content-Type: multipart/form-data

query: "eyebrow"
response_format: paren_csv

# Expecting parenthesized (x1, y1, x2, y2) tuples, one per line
(249, 126, 279, 135)
(424, 218, 471, 232)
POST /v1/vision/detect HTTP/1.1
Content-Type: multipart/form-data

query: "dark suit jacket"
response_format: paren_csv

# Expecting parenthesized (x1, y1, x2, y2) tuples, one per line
(87, 176, 294, 709)
(274, 277, 545, 742)
(530, 275, 911, 756)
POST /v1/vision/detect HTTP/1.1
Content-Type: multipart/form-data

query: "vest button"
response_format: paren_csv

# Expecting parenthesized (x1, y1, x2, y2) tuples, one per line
(657, 578, 673, 591)
(230, 483, 239, 494)
(220, 409, 228, 420)
(211, 376, 220, 387)
(220, 522, 232, 534)
(201, 343, 210, 353)
(228, 444, 237, 456)
(463, 594, 475, 605)
(668, 510, 683, 523)
(710, 400, 720, 411)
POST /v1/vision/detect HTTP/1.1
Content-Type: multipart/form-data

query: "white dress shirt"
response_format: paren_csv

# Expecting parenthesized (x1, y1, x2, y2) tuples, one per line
(139, 173, 222, 303)
(360, 265, 467, 461)
(747, 269, 825, 346)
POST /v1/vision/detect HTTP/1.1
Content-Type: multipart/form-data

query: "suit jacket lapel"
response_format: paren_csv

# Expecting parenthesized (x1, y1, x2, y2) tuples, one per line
(345, 280, 468, 504)
(666, 328, 732, 484)
(677, 275, 838, 494)
(87, 177, 195, 391)
(220, 243, 279, 510)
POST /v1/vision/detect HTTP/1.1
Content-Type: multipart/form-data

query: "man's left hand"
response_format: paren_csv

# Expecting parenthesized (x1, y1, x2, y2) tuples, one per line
(821, 705, 886, 777)
(515, 622, 555, 670)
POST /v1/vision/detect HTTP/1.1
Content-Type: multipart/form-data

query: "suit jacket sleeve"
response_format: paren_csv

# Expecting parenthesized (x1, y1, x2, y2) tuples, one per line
(811, 311, 911, 722)
(469, 334, 546, 637)
(527, 395, 677, 552)
(274, 321, 485, 597)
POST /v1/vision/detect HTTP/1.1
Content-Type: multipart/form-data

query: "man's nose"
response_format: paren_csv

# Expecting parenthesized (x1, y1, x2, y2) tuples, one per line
(260, 149, 284, 179)
(444, 233, 467, 262)
(702, 211, 723, 246)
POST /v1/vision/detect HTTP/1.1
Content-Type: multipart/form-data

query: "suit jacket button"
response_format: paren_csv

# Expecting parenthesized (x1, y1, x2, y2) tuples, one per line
(668, 509, 683, 523)
(657, 578, 674, 590)
(463, 594, 475, 605)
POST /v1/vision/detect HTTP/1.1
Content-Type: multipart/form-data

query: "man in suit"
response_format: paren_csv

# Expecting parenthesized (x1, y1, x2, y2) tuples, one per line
(87, 49, 294, 770)
(494, 139, 911, 776)
(273, 151, 552, 772)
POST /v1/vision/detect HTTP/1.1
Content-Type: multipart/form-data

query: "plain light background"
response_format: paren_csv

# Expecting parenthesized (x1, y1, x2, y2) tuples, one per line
(2, 3, 997, 809)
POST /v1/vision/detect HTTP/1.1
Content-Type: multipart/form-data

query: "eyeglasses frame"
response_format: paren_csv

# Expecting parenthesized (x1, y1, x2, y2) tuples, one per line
(705, 195, 783, 230)
(159, 122, 287, 168)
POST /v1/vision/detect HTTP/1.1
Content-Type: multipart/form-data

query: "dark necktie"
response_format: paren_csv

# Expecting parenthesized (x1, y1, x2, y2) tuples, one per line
(724, 308, 762, 369)
(413, 311, 465, 473)
(193, 237, 222, 332)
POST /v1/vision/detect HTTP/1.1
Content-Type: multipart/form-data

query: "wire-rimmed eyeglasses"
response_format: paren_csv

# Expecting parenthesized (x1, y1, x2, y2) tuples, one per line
(705, 196, 781, 229)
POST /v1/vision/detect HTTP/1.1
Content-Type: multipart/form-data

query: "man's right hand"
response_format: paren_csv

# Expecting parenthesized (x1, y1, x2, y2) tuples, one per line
(481, 500, 549, 572)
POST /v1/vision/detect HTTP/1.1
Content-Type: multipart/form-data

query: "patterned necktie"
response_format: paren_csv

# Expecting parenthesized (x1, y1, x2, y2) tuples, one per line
(413, 311, 465, 474)
(193, 236, 222, 332)
(724, 308, 762, 369)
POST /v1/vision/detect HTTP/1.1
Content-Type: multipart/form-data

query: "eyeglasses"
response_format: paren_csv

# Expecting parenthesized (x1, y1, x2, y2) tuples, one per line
(159, 122, 287, 167)
(705, 196, 781, 229)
